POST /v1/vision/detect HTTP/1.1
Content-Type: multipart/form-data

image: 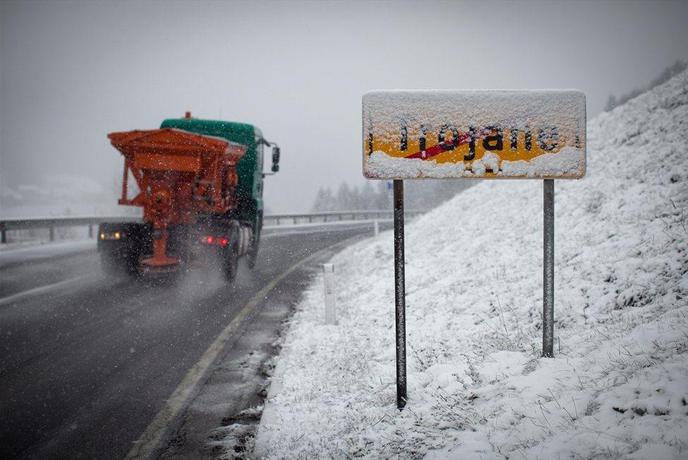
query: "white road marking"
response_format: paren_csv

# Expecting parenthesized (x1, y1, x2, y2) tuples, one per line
(0, 275, 89, 307)
(126, 239, 354, 460)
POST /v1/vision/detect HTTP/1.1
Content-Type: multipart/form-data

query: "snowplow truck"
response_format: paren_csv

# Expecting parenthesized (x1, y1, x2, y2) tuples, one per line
(97, 113, 280, 280)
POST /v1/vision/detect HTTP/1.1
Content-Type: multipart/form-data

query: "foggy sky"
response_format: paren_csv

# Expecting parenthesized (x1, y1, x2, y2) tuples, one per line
(1, 0, 687, 216)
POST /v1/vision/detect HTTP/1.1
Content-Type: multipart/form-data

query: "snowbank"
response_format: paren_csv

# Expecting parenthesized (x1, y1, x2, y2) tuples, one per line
(253, 71, 688, 458)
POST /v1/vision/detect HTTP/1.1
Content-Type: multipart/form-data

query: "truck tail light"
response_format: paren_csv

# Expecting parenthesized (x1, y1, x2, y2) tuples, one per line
(201, 235, 228, 247)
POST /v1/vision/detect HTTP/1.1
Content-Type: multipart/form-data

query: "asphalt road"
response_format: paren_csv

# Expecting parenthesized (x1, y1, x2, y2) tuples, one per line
(0, 223, 378, 459)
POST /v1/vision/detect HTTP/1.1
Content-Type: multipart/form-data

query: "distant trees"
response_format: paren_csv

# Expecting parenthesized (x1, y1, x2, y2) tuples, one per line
(605, 60, 686, 111)
(311, 187, 336, 212)
(604, 94, 617, 112)
(312, 182, 383, 212)
(311, 180, 471, 212)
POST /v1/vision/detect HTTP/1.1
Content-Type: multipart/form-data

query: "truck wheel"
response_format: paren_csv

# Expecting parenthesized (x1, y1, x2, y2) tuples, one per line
(100, 252, 139, 278)
(247, 214, 262, 269)
(223, 243, 239, 282)
(223, 226, 240, 282)
(247, 237, 259, 269)
(99, 244, 141, 278)
(100, 252, 121, 276)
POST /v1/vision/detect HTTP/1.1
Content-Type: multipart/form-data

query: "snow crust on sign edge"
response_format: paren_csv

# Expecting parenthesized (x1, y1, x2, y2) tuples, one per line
(365, 151, 465, 179)
(364, 146, 585, 179)
(499, 146, 585, 177)
(363, 89, 586, 140)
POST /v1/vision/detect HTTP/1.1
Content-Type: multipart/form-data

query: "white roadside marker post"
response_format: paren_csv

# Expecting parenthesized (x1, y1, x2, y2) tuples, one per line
(373, 219, 379, 236)
(323, 264, 336, 325)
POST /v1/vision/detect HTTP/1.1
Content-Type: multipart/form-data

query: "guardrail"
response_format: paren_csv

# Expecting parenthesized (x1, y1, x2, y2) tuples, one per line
(0, 210, 424, 244)
(262, 210, 423, 225)
(0, 216, 142, 243)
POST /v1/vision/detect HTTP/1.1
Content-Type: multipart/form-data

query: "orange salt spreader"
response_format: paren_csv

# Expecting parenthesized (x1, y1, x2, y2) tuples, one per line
(107, 128, 246, 272)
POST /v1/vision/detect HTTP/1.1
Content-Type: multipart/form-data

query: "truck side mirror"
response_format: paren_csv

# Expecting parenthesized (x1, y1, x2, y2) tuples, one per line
(271, 146, 280, 173)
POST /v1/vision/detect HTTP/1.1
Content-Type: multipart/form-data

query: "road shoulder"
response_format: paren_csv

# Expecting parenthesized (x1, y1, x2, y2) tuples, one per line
(157, 235, 366, 459)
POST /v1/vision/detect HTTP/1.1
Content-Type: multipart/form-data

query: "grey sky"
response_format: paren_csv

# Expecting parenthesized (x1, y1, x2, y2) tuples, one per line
(1, 0, 687, 215)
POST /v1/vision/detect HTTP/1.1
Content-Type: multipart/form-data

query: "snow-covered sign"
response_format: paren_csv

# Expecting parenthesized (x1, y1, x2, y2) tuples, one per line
(363, 90, 586, 179)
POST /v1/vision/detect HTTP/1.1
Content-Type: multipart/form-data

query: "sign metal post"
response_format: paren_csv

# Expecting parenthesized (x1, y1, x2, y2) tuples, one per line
(543, 179, 555, 357)
(393, 179, 407, 409)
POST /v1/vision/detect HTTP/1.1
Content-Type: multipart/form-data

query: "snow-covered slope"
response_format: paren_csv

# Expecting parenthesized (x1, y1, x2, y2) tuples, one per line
(253, 71, 688, 459)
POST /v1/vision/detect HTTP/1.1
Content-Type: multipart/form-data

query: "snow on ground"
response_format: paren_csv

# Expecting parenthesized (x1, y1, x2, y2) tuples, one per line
(252, 70, 688, 459)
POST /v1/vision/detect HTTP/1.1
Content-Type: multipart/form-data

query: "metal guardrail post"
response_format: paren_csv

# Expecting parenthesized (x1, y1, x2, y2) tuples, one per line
(49, 226, 55, 242)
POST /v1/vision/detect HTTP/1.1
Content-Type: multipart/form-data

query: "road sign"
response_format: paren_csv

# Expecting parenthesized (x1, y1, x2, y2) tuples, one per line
(363, 90, 586, 179)
(363, 89, 588, 410)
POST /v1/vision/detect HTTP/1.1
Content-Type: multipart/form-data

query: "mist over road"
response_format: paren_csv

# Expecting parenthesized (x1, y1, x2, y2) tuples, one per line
(0, 223, 378, 459)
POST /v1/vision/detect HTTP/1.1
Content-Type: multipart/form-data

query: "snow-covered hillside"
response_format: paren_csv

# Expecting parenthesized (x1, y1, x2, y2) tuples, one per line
(253, 71, 688, 459)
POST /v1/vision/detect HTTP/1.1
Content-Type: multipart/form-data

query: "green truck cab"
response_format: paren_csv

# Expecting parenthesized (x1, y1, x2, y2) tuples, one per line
(160, 115, 280, 268)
